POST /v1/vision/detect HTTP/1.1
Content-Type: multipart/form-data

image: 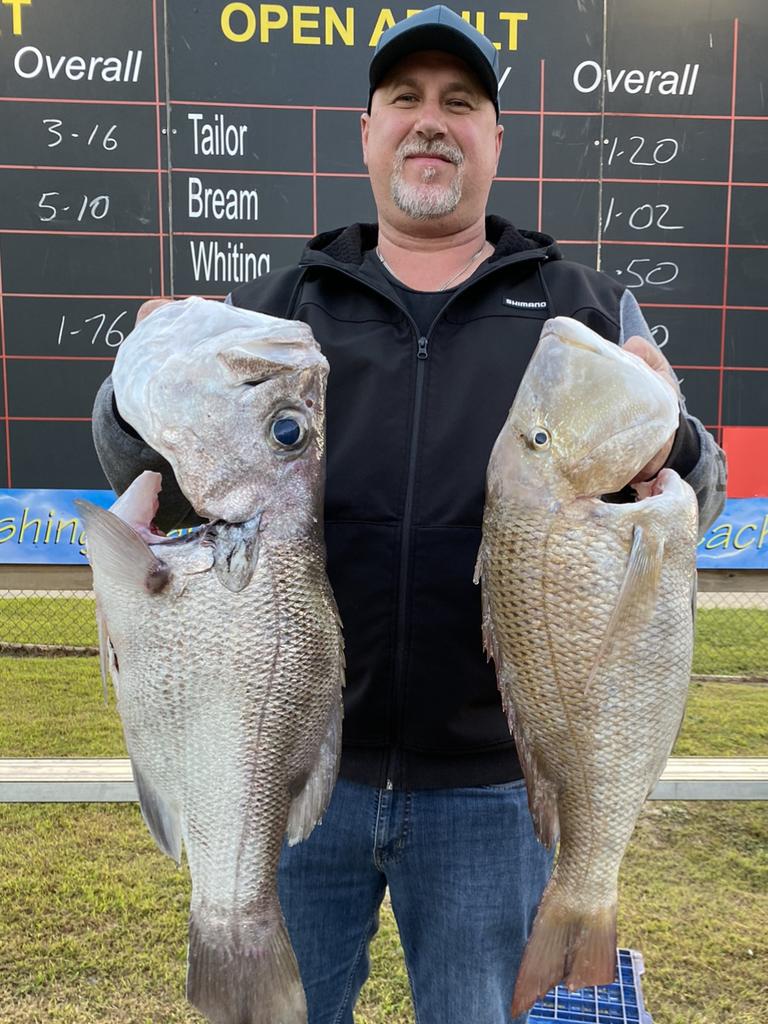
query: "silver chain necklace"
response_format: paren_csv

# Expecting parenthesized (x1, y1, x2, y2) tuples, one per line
(376, 242, 488, 291)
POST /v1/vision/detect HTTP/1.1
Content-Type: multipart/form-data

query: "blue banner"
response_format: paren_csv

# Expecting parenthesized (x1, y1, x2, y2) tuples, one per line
(0, 490, 765, 568)
(0, 490, 114, 564)
(696, 498, 768, 569)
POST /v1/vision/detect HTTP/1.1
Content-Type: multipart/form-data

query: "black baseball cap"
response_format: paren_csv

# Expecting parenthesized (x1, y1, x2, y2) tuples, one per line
(367, 5, 500, 119)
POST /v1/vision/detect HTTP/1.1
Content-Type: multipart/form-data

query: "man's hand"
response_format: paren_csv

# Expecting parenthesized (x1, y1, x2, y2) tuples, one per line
(136, 298, 175, 325)
(622, 335, 680, 483)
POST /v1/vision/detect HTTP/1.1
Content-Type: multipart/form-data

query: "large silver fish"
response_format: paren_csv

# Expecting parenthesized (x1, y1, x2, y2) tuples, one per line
(77, 297, 344, 1024)
(474, 316, 698, 1015)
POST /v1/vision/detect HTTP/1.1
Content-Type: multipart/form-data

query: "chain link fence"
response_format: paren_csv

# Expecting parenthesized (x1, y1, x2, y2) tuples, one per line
(0, 569, 767, 680)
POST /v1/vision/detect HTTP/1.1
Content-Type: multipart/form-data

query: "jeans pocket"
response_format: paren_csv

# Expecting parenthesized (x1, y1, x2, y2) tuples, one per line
(473, 778, 528, 792)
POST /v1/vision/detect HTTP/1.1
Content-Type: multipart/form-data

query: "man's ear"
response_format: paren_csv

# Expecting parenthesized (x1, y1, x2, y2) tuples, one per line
(494, 123, 504, 172)
(360, 112, 370, 168)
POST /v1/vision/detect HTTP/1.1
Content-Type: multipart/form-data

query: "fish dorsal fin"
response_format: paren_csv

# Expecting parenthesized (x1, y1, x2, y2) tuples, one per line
(75, 499, 170, 595)
(583, 522, 664, 697)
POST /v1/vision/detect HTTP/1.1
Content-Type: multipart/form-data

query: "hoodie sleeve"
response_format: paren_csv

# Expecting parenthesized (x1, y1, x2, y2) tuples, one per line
(619, 290, 727, 535)
(92, 376, 201, 532)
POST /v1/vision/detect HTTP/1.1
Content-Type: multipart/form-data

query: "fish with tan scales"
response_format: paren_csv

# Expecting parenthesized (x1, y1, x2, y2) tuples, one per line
(474, 316, 698, 1015)
(77, 297, 344, 1024)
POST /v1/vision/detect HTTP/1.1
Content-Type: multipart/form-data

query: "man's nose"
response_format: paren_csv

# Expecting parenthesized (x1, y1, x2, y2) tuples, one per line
(413, 101, 447, 139)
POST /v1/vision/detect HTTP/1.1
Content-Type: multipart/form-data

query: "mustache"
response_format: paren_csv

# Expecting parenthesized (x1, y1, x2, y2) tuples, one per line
(394, 138, 464, 167)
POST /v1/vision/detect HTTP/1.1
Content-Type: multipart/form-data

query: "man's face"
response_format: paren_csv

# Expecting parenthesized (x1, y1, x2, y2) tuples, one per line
(361, 50, 503, 230)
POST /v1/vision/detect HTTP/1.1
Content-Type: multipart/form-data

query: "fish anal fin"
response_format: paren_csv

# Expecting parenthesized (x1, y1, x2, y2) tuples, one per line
(582, 522, 664, 697)
(75, 499, 170, 595)
(132, 761, 182, 864)
(187, 913, 306, 1024)
(503, 675, 559, 849)
(286, 697, 342, 846)
(511, 896, 617, 1017)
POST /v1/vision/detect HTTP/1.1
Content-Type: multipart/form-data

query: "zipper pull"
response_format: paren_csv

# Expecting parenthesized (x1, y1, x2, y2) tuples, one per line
(385, 778, 394, 791)
(417, 336, 429, 360)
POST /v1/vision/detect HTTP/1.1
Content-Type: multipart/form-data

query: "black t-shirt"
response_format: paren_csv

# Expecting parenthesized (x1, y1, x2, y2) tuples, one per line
(365, 248, 462, 337)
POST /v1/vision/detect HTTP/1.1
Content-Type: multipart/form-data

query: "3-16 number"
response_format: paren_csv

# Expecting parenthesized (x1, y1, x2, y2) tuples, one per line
(43, 119, 118, 151)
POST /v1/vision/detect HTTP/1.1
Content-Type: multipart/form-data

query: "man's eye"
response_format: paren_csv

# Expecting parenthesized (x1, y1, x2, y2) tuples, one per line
(394, 93, 418, 104)
(447, 98, 471, 109)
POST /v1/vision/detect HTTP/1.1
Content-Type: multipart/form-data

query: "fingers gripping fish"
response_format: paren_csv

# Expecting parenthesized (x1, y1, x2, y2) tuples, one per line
(474, 316, 698, 1015)
(77, 298, 345, 1024)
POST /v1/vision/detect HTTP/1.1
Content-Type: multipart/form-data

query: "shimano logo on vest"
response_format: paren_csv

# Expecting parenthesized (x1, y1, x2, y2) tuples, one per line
(503, 299, 548, 309)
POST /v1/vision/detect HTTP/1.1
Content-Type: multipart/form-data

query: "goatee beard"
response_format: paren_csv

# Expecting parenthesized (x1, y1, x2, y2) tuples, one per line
(390, 138, 464, 220)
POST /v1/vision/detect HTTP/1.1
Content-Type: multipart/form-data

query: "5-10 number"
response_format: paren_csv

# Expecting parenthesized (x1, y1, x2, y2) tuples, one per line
(38, 192, 110, 222)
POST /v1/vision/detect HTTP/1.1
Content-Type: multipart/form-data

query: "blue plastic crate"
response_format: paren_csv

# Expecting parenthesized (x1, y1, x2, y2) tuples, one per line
(529, 948, 653, 1024)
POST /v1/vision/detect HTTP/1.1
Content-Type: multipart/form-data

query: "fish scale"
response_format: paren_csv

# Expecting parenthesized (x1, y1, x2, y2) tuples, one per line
(475, 316, 698, 1016)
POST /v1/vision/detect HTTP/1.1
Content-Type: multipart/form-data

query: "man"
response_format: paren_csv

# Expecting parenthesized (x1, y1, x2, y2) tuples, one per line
(93, 7, 726, 1022)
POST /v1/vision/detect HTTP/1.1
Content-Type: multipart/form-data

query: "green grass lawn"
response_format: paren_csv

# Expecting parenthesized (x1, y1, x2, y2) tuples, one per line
(693, 608, 768, 677)
(0, 597, 98, 648)
(0, 801, 764, 1023)
(0, 600, 767, 1021)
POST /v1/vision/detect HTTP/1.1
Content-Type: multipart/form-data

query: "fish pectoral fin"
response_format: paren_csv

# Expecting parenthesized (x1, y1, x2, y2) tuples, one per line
(286, 696, 343, 846)
(131, 760, 182, 864)
(582, 522, 664, 697)
(95, 598, 111, 704)
(75, 499, 170, 595)
(212, 514, 262, 593)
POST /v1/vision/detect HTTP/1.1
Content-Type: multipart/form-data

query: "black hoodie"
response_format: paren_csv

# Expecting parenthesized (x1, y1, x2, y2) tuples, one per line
(92, 216, 725, 789)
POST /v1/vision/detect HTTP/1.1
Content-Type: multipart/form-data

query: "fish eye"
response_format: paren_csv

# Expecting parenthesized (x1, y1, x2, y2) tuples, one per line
(529, 428, 551, 450)
(271, 416, 304, 448)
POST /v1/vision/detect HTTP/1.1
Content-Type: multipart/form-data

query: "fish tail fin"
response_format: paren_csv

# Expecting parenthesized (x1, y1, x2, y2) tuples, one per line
(511, 892, 617, 1017)
(187, 913, 306, 1024)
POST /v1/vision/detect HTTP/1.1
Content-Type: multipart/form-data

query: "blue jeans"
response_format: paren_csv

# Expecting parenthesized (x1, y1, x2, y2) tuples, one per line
(278, 777, 554, 1024)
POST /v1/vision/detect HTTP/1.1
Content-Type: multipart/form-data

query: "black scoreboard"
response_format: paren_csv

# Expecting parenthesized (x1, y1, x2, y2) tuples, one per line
(0, 0, 766, 492)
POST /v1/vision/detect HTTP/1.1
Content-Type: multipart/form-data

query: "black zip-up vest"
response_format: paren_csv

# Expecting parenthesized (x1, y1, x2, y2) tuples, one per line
(231, 218, 627, 789)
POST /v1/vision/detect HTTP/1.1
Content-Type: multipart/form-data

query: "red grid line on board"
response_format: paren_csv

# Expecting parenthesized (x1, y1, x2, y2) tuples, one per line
(5, 164, 768, 191)
(165, 98, 768, 122)
(312, 108, 318, 237)
(9, 228, 768, 251)
(0, 230, 163, 237)
(718, 20, 739, 440)
(152, 0, 166, 296)
(0, 97, 157, 106)
(9, 417, 92, 422)
(5, 94, 768, 122)
(0, 248, 10, 486)
(537, 60, 545, 233)
(3, 358, 765, 374)
(5, 355, 115, 362)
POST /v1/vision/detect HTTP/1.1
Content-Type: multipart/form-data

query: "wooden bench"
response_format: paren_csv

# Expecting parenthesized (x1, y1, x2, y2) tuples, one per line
(0, 757, 766, 802)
